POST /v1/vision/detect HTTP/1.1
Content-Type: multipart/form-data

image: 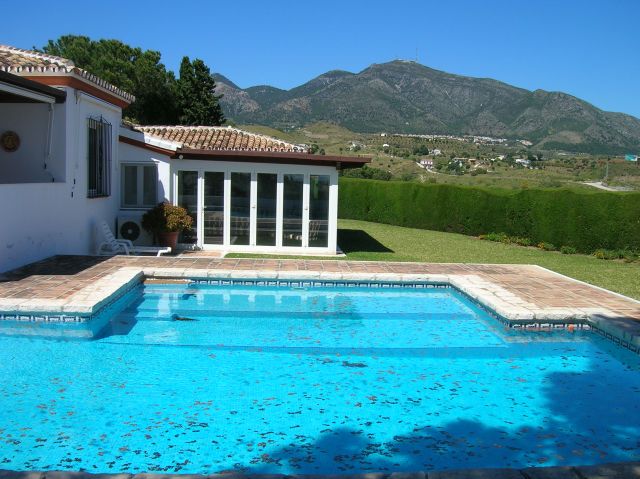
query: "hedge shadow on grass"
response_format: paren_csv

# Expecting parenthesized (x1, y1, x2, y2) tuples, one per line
(338, 229, 394, 254)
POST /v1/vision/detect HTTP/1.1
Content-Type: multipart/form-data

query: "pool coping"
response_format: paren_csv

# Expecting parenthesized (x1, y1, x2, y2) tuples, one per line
(0, 263, 639, 352)
(1, 459, 639, 478)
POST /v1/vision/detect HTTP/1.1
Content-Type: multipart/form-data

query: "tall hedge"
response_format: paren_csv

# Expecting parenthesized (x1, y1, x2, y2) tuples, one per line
(338, 178, 640, 252)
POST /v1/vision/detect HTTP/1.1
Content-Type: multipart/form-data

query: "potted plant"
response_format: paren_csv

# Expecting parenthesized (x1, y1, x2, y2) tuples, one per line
(142, 202, 193, 249)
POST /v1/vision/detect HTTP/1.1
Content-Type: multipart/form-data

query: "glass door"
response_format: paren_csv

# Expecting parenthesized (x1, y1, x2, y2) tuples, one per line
(282, 174, 304, 247)
(230, 172, 251, 245)
(309, 175, 330, 247)
(203, 172, 224, 245)
(256, 173, 277, 246)
(177, 171, 198, 244)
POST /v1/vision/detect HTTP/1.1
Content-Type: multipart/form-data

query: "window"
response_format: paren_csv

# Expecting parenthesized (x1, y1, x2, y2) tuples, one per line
(121, 164, 158, 208)
(309, 175, 330, 247)
(230, 172, 251, 245)
(177, 171, 198, 244)
(87, 117, 112, 198)
(256, 173, 277, 246)
(282, 174, 304, 247)
(204, 172, 225, 245)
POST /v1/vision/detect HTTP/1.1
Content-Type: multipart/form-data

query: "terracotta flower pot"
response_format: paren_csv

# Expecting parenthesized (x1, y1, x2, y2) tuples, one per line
(157, 231, 179, 250)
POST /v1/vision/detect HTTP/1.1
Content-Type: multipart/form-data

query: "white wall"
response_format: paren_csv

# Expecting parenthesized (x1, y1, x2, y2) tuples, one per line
(118, 141, 171, 205)
(0, 102, 66, 183)
(115, 142, 172, 243)
(0, 89, 122, 272)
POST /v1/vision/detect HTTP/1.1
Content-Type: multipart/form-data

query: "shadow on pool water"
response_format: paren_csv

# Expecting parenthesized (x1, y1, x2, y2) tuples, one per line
(236, 363, 640, 474)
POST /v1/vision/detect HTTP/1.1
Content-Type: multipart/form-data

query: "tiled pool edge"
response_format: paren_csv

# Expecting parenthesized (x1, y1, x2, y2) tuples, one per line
(0, 269, 143, 338)
(532, 265, 640, 353)
(0, 268, 143, 320)
(1, 265, 639, 352)
(2, 460, 640, 478)
(156, 268, 639, 352)
(143, 268, 640, 353)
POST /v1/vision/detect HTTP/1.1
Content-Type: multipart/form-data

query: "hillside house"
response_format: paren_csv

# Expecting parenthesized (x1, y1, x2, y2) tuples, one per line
(0, 45, 369, 272)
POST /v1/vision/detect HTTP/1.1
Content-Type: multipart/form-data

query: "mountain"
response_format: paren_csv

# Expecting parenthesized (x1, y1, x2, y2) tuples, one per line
(214, 61, 640, 154)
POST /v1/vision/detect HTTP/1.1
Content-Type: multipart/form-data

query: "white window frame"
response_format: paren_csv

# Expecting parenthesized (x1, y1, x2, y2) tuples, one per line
(120, 163, 158, 209)
(171, 161, 338, 254)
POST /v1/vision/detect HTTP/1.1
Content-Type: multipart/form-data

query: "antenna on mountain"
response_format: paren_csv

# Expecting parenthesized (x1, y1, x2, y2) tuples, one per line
(415, 47, 418, 63)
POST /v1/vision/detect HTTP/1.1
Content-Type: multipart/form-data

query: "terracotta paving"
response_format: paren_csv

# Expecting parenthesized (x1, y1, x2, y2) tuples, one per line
(1, 255, 639, 347)
(1, 459, 639, 478)
(1, 255, 639, 316)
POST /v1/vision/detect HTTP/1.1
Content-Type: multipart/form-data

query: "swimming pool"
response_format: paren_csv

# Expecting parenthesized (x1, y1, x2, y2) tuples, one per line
(0, 281, 638, 474)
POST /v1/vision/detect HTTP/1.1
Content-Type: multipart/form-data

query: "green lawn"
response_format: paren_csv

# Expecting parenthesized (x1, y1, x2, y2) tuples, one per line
(228, 218, 640, 300)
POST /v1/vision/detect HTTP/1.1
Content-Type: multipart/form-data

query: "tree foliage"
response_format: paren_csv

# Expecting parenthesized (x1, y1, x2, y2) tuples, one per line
(176, 57, 225, 126)
(41, 35, 224, 126)
(412, 145, 429, 156)
(341, 165, 392, 181)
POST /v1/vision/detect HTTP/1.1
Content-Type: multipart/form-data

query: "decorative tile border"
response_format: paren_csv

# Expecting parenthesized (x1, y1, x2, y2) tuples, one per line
(189, 278, 450, 289)
(0, 312, 88, 323)
(186, 277, 597, 330)
(591, 324, 639, 353)
(183, 276, 638, 355)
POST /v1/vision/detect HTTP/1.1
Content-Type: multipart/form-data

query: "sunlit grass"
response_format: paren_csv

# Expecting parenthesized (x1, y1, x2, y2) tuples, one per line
(228, 218, 640, 299)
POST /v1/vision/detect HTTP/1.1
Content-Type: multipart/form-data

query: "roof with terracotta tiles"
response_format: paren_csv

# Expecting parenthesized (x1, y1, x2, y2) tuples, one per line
(135, 125, 307, 152)
(0, 45, 135, 104)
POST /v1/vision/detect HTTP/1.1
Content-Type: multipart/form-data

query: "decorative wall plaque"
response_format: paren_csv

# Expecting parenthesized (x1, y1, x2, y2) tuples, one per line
(0, 131, 20, 152)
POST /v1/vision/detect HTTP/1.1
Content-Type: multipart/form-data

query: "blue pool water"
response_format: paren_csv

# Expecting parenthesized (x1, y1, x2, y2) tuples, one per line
(0, 282, 639, 474)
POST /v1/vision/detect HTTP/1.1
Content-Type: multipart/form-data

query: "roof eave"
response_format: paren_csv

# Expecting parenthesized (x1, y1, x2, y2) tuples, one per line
(118, 134, 177, 156)
(172, 148, 371, 169)
(18, 71, 134, 107)
(0, 70, 66, 103)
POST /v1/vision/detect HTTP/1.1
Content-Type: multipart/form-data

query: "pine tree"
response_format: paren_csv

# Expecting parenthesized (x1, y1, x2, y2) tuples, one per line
(176, 57, 225, 126)
(42, 35, 179, 125)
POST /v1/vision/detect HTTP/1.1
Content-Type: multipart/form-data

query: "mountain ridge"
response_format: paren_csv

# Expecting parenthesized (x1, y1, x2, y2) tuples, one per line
(214, 61, 640, 154)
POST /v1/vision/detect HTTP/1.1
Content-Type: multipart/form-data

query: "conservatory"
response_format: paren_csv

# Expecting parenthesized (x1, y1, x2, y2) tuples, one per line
(119, 125, 370, 255)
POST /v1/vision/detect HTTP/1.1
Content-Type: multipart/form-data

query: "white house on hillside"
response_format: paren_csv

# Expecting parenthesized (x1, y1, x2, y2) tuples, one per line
(0, 45, 368, 272)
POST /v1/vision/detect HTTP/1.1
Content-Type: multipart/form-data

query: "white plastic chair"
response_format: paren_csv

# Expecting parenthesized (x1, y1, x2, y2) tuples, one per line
(97, 221, 171, 257)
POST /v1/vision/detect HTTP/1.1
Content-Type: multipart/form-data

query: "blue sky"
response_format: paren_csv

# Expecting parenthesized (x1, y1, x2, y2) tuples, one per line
(3, 0, 640, 118)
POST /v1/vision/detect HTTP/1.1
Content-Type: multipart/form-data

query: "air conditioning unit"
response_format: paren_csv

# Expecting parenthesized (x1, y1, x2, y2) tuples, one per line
(117, 215, 153, 246)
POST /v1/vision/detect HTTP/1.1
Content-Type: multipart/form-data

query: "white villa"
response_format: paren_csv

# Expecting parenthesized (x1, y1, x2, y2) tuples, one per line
(0, 45, 369, 272)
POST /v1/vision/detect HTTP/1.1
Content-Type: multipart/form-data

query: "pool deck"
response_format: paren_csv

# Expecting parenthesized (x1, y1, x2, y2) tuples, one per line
(0, 255, 639, 350)
(1, 460, 640, 478)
